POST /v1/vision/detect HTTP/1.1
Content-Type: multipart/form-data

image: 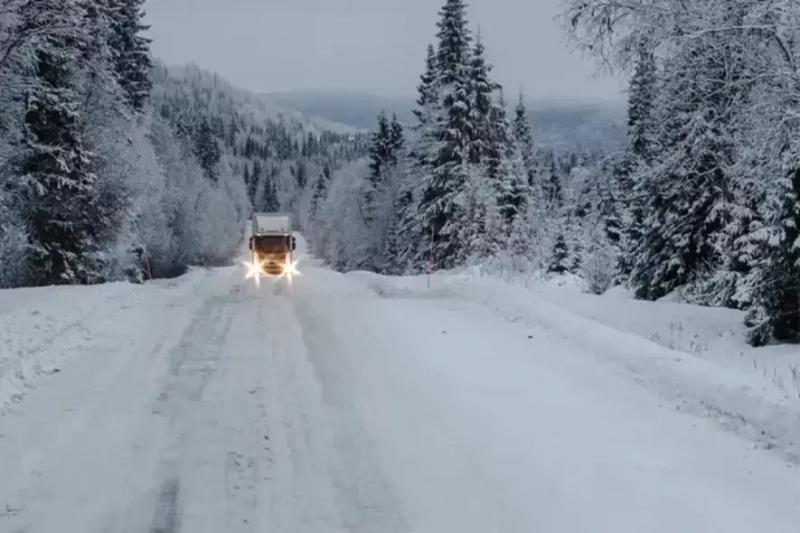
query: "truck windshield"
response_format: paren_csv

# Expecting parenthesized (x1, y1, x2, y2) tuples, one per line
(253, 235, 290, 254)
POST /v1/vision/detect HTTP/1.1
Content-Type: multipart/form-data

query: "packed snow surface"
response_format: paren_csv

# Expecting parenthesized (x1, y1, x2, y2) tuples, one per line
(1, 238, 799, 532)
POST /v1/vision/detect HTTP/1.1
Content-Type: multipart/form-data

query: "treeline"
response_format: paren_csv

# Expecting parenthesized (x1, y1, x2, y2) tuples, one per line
(0, 0, 365, 287)
(566, 0, 800, 345)
(306, 0, 800, 346)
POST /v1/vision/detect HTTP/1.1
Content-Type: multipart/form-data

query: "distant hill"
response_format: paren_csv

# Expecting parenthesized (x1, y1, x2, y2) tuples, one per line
(527, 100, 626, 153)
(156, 67, 361, 136)
(265, 90, 625, 152)
(265, 90, 414, 131)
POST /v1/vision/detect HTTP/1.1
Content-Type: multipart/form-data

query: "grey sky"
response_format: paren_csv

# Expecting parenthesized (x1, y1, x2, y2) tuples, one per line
(145, 0, 623, 102)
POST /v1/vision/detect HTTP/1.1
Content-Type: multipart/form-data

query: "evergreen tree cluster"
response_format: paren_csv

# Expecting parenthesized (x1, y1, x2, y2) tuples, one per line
(308, 0, 553, 274)
(0, 1, 366, 287)
(305, 0, 617, 283)
(0, 0, 157, 285)
(565, 0, 800, 345)
(151, 64, 369, 225)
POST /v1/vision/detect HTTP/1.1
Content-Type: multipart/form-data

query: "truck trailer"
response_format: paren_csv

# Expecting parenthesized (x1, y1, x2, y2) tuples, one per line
(249, 213, 297, 277)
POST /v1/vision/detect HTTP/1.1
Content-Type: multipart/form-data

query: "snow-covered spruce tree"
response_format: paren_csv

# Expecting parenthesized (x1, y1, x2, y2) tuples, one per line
(513, 92, 540, 193)
(389, 114, 404, 162)
(595, 155, 624, 248)
(107, 0, 152, 111)
(467, 31, 495, 165)
(744, 168, 800, 345)
(542, 149, 563, 207)
(506, 199, 537, 273)
(388, 162, 420, 274)
(627, 39, 658, 165)
(541, 151, 567, 265)
(14, 0, 109, 285)
(485, 92, 528, 229)
(744, 79, 800, 345)
(409, 44, 439, 169)
(193, 116, 221, 181)
(618, 39, 659, 279)
(261, 171, 280, 213)
(364, 112, 393, 225)
(244, 162, 257, 203)
(309, 164, 330, 222)
(548, 233, 570, 275)
(400, 45, 441, 273)
(416, 0, 473, 270)
(631, 37, 736, 300)
(459, 163, 502, 264)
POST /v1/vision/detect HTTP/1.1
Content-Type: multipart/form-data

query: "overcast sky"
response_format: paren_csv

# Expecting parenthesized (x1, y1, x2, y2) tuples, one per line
(145, 0, 624, 102)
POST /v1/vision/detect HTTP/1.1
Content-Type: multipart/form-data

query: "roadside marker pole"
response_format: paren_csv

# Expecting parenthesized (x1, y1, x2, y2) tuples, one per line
(427, 226, 434, 289)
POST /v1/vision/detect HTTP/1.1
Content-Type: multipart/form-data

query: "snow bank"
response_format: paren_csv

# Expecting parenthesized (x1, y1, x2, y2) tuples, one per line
(0, 268, 223, 409)
(356, 270, 800, 462)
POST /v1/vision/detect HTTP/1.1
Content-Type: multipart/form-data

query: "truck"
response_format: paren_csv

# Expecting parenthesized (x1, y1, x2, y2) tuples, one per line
(249, 213, 297, 277)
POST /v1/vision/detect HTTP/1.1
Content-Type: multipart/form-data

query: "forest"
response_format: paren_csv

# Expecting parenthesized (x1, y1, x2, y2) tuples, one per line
(0, 0, 366, 285)
(1, 0, 798, 346)
(305, 0, 800, 347)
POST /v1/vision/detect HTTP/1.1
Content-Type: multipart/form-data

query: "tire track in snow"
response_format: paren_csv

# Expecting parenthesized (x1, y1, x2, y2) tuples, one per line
(290, 295, 408, 533)
(148, 287, 238, 533)
(149, 478, 181, 533)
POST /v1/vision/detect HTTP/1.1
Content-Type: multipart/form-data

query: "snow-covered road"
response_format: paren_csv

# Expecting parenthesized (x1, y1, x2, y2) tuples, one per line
(1, 245, 799, 532)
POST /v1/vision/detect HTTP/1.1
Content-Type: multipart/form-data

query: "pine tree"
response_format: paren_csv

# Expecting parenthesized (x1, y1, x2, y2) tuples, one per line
(365, 112, 404, 226)
(391, 171, 419, 273)
(81, 0, 116, 83)
(414, 45, 438, 123)
(261, 172, 280, 212)
(248, 161, 261, 203)
(107, 0, 152, 110)
(627, 40, 658, 163)
(513, 92, 537, 189)
(631, 43, 734, 300)
(548, 233, 570, 275)
(293, 160, 308, 189)
(416, 0, 473, 269)
(193, 117, 221, 181)
(485, 92, 527, 228)
(16, 0, 104, 284)
(309, 167, 330, 221)
(595, 155, 624, 246)
(746, 136, 800, 345)
(410, 44, 440, 171)
(619, 39, 659, 279)
(389, 114, 404, 162)
(544, 151, 563, 208)
(368, 112, 392, 187)
(467, 31, 495, 164)
(243, 163, 252, 199)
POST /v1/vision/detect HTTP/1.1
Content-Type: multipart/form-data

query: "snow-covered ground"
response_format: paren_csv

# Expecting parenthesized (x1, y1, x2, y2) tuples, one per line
(1, 240, 799, 532)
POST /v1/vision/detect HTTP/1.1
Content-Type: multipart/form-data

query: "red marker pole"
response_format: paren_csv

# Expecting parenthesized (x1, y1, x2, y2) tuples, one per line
(427, 226, 434, 289)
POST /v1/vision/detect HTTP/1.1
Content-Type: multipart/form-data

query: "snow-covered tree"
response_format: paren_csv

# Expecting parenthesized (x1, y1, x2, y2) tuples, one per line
(485, 92, 528, 229)
(627, 40, 658, 164)
(631, 40, 735, 300)
(467, 31, 495, 164)
(108, 0, 153, 110)
(513, 93, 538, 191)
(193, 117, 221, 181)
(14, 0, 108, 285)
(416, 0, 474, 269)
